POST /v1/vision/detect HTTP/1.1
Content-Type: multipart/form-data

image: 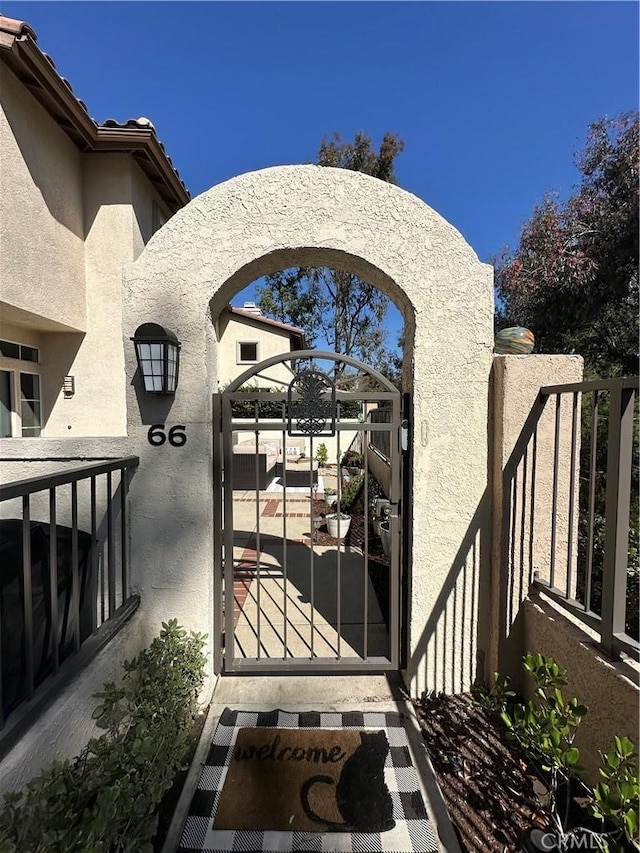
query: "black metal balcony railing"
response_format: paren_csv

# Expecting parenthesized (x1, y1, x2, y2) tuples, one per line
(0, 456, 140, 752)
(529, 377, 639, 662)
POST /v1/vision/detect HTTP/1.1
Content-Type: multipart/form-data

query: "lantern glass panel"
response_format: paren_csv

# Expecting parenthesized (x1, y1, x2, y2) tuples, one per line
(166, 342, 178, 392)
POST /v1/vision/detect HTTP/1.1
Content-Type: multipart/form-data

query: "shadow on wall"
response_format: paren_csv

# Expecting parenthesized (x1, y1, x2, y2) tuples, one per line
(408, 489, 489, 696)
(2, 65, 85, 240)
(131, 368, 177, 427)
(408, 377, 560, 696)
(40, 331, 84, 428)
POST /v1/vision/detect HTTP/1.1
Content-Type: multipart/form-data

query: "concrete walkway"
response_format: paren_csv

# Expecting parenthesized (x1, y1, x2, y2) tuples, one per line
(162, 675, 462, 853)
(161, 486, 461, 851)
(228, 486, 390, 664)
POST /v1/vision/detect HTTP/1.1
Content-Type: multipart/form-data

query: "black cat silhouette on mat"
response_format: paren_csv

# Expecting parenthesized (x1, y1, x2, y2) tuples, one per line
(300, 730, 396, 832)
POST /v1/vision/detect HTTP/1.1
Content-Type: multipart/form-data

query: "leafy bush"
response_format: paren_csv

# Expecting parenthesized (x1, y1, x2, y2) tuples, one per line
(0, 620, 207, 853)
(227, 384, 286, 419)
(487, 652, 639, 850)
(338, 473, 365, 513)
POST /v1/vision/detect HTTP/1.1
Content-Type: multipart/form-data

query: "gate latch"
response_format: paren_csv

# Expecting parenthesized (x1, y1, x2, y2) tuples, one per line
(400, 419, 409, 452)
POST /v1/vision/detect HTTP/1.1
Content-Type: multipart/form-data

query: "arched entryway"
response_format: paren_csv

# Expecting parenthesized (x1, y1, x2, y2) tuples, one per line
(214, 350, 403, 673)
(123, 164, 494, 696)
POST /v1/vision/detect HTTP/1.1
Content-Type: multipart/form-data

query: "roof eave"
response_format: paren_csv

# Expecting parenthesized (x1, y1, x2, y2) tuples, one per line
(0, 29, 190, 214)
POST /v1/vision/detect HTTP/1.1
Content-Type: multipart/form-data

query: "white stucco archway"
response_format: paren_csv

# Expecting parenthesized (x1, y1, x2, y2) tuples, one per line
(122, 165, 494, 695)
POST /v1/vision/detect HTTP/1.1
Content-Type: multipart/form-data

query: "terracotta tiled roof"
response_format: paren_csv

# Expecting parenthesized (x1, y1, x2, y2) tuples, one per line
(226, 307, 307, 348)
(0, 15, 190, 213)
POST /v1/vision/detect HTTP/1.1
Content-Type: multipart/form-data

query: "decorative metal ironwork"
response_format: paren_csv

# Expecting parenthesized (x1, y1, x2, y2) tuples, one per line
(287, 368, 336, 436)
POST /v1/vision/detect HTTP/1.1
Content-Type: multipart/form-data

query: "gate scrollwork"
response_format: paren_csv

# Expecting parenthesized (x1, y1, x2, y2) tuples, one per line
(287, 368, 336, 436)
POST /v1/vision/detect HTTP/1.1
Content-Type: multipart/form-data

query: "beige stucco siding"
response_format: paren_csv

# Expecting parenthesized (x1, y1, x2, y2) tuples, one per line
(217, 312, 297, 389)
(123, 164, 495, 695)
(522, 595, 639, 785)
(0, 63, 86, 331)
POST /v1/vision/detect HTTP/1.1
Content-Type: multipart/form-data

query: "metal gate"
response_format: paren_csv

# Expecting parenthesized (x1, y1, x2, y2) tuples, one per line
(213, 351, 403, 673)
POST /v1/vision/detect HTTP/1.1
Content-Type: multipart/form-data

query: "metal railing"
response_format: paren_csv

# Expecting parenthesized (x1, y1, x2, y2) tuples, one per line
(367, 407, 392, 461)
(529, 377, 639, 662)
(0, 456, 139, 749)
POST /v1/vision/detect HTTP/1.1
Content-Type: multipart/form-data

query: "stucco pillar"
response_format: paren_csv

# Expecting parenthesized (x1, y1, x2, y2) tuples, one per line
(489, 354, 584, 683)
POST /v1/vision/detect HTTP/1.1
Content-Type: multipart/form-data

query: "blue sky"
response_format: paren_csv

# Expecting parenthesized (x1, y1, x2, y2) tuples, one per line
(4, 1, 638, 349)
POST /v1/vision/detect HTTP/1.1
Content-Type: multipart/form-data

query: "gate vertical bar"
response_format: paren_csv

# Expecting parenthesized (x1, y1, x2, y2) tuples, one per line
(212, 394, 224, 673)
(309, 432, 316, 658)
(222, 396, 236, 669)
(254, 404, 262, 659)
(281, 405, 288, 659)
(335, 407, 341, 660)
(363, 417, 369, 660)
(389, 393, 402, 668)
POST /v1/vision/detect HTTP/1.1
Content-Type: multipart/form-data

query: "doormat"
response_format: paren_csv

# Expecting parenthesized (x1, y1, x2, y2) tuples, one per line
(179, 708, 439, 853)
(214, 728, 395, 833)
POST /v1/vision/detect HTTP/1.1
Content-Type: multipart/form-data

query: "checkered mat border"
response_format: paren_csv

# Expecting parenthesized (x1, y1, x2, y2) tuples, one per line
(178, 708, 439, 853)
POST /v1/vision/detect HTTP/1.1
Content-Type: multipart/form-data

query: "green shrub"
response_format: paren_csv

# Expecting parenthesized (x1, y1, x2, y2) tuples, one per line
(489, 652, 639, 850)
(0, 619, 207, 853)
(315, 443, 329, 467)
(339, 473, 365, 513)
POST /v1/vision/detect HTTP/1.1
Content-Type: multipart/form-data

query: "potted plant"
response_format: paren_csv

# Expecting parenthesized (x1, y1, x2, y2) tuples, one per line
(326, 474, 364, 540)
(485, 653, 639, 852)
(326, 512, 352, 539)
(340, 449, 363, 475)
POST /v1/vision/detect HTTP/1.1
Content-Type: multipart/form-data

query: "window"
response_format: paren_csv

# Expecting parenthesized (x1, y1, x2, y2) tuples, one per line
(0, 339, 39, 363)
(0, 371, 43, 438)
(0, 370, 12, 437)
(152, 202, 167, 235)
(237, 341, 259, 364)
(20, 372, 42, 437)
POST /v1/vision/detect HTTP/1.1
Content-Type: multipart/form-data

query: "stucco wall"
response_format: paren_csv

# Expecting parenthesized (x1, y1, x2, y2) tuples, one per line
(41, 155, 136, 437)
(522, 594, 639, 785)
(490, 354, 584, 681)
(0, 63, 86, 332)
(122, 164, 494, 696)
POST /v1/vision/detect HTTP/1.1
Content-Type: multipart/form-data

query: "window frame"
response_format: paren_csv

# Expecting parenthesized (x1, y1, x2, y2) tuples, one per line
(0, 337, 40, 363)
(236, 341, 259, 365)
(0, 368, 44, 438)
(19, 369, 43, 437)
(0, 368, 15, 438)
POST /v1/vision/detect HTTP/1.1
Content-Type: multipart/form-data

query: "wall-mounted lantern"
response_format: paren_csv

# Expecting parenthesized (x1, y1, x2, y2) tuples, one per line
(130, 323, 180, 394)
(63, 375, 75, 398)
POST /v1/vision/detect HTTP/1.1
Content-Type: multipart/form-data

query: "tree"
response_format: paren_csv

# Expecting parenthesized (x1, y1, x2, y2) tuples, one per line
(256, 132, 405, 379)
(494, 112, 639, 377)
(495, 113, 640, 639)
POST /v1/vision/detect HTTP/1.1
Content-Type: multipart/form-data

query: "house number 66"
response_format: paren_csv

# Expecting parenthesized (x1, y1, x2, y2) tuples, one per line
(147, 424, 187, 447)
